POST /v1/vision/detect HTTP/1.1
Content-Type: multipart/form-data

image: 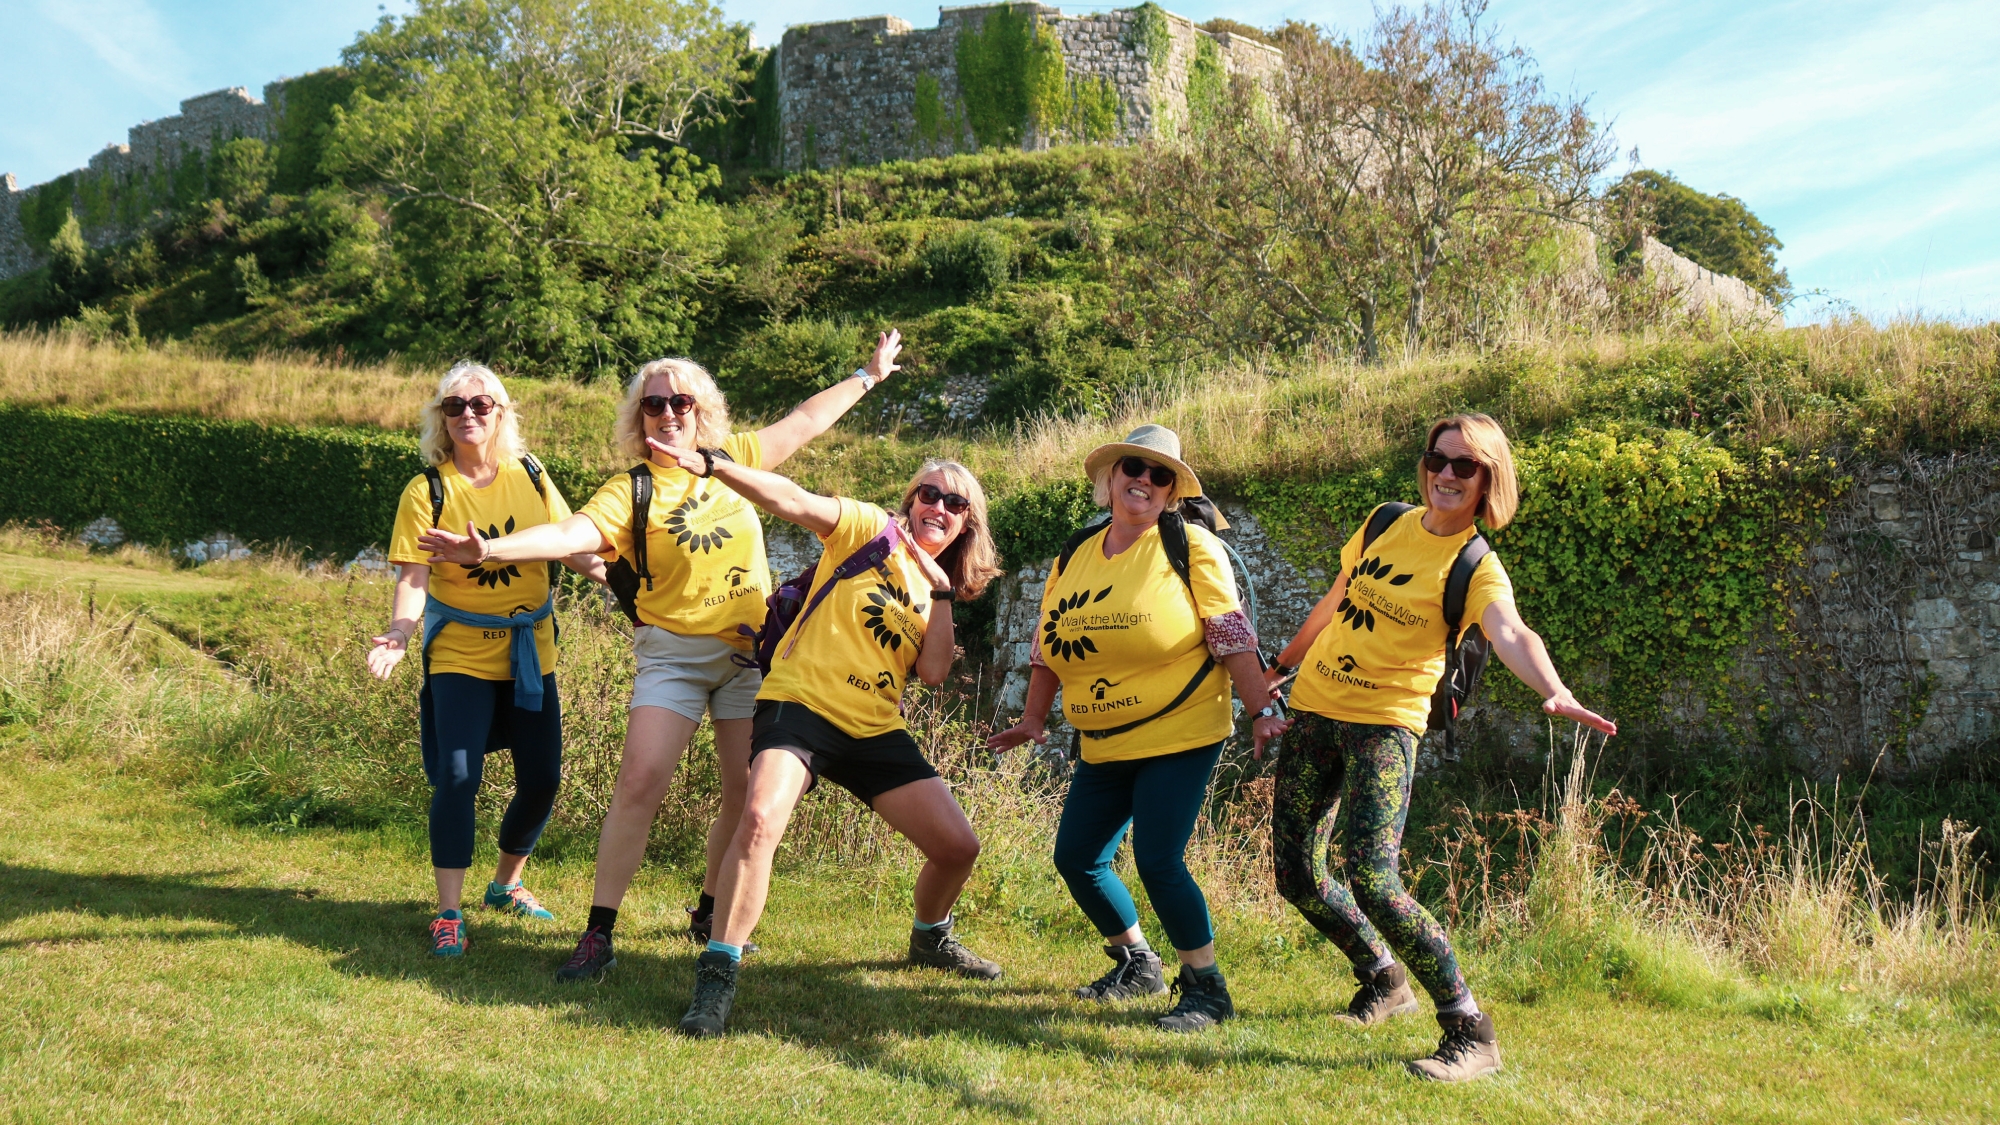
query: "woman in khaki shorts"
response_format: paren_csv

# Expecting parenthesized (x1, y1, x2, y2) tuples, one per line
(421, 332, 906, 979)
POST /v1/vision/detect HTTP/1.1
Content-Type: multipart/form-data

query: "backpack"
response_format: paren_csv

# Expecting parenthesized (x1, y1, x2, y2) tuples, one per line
(733, 519, 907, 676)
(601, 449, 736, 627)
(425, 454, 561, 590)
(1359, 502, 1492, 750)
(1051, 497, 1246, 743)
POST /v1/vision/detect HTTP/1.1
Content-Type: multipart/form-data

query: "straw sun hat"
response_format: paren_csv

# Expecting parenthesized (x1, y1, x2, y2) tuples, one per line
(1083, 423, 1203, 499)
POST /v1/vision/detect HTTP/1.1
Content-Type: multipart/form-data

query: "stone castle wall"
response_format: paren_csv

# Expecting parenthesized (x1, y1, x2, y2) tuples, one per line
(774, 3, 1280, 171)
(0, 84, 280, 280)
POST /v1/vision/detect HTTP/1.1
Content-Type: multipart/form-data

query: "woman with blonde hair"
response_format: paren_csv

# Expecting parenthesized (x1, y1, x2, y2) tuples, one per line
(989, 424, 1287, 1033)
(421, 333, 905, 981)
(1268, 412, 1615, 1081)
(369, 362, 607, 957)
(640, 444, 1003, 1038)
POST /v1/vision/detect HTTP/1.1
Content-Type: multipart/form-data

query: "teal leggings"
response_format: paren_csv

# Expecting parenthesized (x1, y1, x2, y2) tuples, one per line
(1052, 740, 1224, 953)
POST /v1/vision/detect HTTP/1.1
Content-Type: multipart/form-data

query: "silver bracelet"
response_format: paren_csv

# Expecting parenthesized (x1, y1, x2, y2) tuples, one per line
(852, 368, 877, 392)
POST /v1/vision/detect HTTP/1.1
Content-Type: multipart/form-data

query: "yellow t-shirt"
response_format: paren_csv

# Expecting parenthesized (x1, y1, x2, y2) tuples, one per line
(1288, 504, 1515, 734)
(1037, 522, 1241, 764)
(580, 432, 769, 645)
(756, 499, 936, 738)
(388, 458, 572, 681)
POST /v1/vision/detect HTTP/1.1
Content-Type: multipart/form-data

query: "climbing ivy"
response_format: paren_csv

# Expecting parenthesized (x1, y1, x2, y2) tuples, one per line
(1185, 35, 1225, 133)
(1128, 2, 1172, 67)
(1241, 428, 1842, 723)
(957, 5, 1044, 150)
(914, 72, 948, 150)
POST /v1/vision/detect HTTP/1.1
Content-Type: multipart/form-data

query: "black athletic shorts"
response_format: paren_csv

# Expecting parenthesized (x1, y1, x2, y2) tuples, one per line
(750, 700, 940, 804)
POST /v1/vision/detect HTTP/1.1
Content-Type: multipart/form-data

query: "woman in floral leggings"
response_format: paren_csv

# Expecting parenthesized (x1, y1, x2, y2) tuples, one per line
(1266, 413, 1616, 1082)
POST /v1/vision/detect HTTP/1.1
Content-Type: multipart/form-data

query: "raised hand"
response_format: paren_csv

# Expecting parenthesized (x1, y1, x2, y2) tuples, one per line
(909, 538, 955, 594)
(986, 721, 1049, 752)
(645, 437, 709, 474)
(420, 521, 486, 567)
(866, 328, 903, 382)
(1543, 689, 1617, 736)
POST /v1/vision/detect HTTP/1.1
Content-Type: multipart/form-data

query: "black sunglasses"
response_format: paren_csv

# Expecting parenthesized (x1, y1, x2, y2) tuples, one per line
(640, 393, 698, 417)
(915, 483, 972, 515)
(1118, 455, 1176, 488)
(1422, 450, 1484, 479)
(440, 395, 497, 417)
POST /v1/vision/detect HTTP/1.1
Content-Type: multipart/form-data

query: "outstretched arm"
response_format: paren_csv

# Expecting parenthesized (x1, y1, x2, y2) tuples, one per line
(649, 439, 842, 537)
(988, 665, 1061, 751)
(420, 512, 608, 568)
(1481, 601, 1617, 736)
(757, 330, 903, 469)
(366, 563, 429, 680)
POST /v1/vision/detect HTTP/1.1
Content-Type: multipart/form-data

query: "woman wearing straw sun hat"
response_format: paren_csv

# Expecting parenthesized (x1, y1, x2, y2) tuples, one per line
(990, 424, 1287, 1032)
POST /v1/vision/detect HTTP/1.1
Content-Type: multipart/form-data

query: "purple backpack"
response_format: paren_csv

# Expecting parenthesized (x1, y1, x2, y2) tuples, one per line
(735, 519, 906, 675)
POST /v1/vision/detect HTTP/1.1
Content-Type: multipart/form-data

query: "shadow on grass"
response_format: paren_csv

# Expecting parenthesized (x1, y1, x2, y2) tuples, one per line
(0, 861, 1364, 1108)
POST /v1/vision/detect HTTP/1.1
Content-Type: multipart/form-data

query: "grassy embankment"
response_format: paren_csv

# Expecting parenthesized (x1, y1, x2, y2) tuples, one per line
(0, 530, 1994, 1121)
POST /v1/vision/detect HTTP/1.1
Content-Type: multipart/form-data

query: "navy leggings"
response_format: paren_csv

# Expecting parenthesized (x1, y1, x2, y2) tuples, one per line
(1052, 740, 1224, 953)
(419, 672, 563, 870)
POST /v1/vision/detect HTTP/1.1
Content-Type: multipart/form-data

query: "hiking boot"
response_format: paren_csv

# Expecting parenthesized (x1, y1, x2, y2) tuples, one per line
(1407, 1010, 1503, 1082)
(429, 911, 466, 958)
(676, 951, 739, 1039)
(1333, 962, 1420, 1026)
(1154, 964, 1235, 1032)
(484, 881, 554, 920)
(1076, 944, 1169, 1001)
(687, 906, 756, 953)
(555, 926, 616, 982)
(907, 918, 1003, 981)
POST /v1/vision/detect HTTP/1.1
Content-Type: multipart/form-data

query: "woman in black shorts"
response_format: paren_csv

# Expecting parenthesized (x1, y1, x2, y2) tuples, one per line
(642, 440, 1002, 1037)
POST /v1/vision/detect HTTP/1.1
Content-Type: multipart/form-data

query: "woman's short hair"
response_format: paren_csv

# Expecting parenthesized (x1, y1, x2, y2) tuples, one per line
(419, 362, 525, 466)
(898, 459, 1003, 601)
(1091, 461, 1180, 509)
(615, 358, 731, 463)
(1422, 413, 1518, 530)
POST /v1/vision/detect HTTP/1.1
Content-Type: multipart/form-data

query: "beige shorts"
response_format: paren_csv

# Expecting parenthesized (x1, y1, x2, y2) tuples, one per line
(631, 626, 763, 723)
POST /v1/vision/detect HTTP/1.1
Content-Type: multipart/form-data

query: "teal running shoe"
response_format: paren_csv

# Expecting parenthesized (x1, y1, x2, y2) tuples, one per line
(485, 881, 554, 920)
(430, 910, 467, 957)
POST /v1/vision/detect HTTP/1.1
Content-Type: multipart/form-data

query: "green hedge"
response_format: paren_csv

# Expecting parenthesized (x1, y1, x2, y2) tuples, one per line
(0, 407, 593, 558)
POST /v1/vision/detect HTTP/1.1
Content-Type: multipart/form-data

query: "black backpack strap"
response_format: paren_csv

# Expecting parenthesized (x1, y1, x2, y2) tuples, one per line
(629, 464, 654, 590)
(520, 454, 547, 498)
(1054, 519, 1111, 576)
(1363, 502, 1415, 550)
(1157, 511, 1194, 592)
(1080, 655, 1219, 740)
(423, 465, 446, 527)
(1441, 535, 1491, 639)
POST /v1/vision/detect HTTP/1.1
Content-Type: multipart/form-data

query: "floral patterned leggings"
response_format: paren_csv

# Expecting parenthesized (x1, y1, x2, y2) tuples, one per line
(1271, 712, 1470, 1009)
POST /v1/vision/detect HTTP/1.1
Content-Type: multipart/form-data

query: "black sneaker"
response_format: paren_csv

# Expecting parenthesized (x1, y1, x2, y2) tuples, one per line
(907, 918, 1003, 980)
(1076, 944, 1168, 1001)
(677, 950, 739, 1038)
(1154, 964, 1235, 1032)
(554, 926, 616, 982)
(688, 906, 757, 953)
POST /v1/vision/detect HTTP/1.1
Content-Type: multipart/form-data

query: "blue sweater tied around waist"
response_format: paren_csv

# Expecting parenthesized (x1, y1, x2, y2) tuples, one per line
(422, 594, 555, 711)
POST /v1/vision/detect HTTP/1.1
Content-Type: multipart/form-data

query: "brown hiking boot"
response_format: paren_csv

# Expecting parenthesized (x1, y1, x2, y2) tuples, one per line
(908, 918, 1003, 980)
(1333, 962, 1420, 1026)
(1407, 1010, 1503, 1082)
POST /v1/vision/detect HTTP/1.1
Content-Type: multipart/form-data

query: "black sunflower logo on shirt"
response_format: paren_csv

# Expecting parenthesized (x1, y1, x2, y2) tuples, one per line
(466, 517, 523, 587)
(666, 489, 734, 554)
(862, 580, 913, 650)
(1338, 555, 1412, 631)
(1041, 586, 1112, 661)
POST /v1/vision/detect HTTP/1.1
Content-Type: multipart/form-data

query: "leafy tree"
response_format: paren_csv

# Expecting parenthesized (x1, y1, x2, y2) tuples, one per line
(325, 0, 746, 377)
(1610, 169, 1789, 303)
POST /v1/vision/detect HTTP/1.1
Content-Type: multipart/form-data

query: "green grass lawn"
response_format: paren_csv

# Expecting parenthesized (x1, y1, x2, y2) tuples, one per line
(1, 752, 1994, 1124)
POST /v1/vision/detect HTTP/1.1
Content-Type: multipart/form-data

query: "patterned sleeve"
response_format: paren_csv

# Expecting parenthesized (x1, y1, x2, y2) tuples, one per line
(1029, 641, 1048, 668)
(1203, 608, 1259, 658)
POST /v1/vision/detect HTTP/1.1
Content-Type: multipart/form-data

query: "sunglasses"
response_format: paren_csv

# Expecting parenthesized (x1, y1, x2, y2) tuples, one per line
(1422, 450, 1484, 479)
(440, 395, 497, 417)
(915, 483, 972, 515)
(640, 393, 698, 417)
(1118, 456, 1176, 488)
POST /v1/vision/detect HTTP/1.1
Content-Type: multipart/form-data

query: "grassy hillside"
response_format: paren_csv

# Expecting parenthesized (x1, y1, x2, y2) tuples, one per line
(0, 540, 1993, 1121)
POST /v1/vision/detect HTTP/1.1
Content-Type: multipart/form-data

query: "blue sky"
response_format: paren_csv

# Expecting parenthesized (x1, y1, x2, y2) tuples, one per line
(3, 0, 1994, 322)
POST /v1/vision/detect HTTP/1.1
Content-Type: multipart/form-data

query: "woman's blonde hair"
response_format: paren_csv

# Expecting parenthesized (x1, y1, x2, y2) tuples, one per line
(898, 459, 1003, 600)
(615, 358, 731, 463)
(1422, 413, 1519, 530)
(1091, 462, 1180, 509)
(419, 362, 524, 466)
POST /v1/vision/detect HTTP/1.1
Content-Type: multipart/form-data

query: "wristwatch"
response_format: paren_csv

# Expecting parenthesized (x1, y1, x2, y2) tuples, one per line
(853, 368, 878, 392)
(930, 588, 956, 601)
(1256, 705, 1278, 719)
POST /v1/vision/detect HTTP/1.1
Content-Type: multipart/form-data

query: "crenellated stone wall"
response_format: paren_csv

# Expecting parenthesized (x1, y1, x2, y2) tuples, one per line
(773, 3, 1280, 171)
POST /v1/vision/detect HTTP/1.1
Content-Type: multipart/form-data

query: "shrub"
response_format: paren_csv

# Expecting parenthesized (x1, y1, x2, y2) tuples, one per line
(919, 224, 1015, 300)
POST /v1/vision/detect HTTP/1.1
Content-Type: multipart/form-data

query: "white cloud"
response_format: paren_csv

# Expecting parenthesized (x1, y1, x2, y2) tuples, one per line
(34, 0, 192, 101)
